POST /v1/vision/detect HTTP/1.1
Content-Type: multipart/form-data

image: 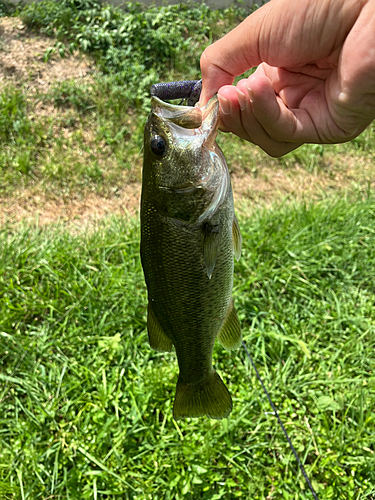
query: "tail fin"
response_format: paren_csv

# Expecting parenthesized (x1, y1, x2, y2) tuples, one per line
(173, 371, 232, 420)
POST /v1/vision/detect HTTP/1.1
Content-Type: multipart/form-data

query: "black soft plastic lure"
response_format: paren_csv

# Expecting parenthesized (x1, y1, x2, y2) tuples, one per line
(150, 79, 202, 106)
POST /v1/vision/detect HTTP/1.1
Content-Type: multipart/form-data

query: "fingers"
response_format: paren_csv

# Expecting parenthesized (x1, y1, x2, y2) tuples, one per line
(217, 78, 297, 157)
(199, 51, 236, 107)
(200, 0, 363, 106)
(199, 0, 370, 153)
(218, 86, 298, 157)
(216, 67, 330, 156)
(246, 72, 327, 144)
(244, 73, 301, 142)
(199, 0, 336, 106)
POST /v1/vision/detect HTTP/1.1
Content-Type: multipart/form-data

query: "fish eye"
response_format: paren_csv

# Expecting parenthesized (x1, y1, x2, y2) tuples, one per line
(151, 135, 167, 156)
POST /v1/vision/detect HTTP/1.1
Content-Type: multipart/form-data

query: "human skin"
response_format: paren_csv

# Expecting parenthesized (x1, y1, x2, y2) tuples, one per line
(200, 0, 375, 157)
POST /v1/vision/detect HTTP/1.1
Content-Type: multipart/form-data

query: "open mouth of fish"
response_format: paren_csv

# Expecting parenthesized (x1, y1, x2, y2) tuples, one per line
(151, 94, 220, 139)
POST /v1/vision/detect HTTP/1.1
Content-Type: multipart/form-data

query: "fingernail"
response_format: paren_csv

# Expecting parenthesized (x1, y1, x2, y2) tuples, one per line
(236, 89, 247, 111)
(219, 96, 231, 115)
(246, 86, 254, 104)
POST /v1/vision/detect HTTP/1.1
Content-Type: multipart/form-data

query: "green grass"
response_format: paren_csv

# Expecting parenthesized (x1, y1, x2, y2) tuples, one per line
(1, 195, 375, 499)
(0, 79, 144, 196)
(1, 4, 375, 494)
(0, 85, 48, 181)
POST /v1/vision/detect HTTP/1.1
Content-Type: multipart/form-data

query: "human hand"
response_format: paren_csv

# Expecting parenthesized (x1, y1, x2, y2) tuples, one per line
(200, 0, 375, 157)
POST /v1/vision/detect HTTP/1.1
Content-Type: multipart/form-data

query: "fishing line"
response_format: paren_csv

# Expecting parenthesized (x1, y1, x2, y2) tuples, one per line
(150, 80, 319, 498)
(242, 341, 319, 500)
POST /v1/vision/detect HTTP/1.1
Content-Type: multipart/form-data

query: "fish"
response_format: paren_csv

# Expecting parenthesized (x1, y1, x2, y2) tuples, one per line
(140, 95, 242, 420)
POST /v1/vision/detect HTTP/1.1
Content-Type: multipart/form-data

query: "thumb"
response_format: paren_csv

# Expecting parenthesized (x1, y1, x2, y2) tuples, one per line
(199, 3, 268, 105)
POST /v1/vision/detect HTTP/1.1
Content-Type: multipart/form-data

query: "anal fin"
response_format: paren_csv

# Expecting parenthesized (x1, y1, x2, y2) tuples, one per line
(147, 303, 173, 352)
(217, 299, 242, 350)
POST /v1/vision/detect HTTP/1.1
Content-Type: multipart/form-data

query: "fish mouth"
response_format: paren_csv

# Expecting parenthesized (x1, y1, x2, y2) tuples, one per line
(151, 95, 219, 140)
(151, 96, 203, 129)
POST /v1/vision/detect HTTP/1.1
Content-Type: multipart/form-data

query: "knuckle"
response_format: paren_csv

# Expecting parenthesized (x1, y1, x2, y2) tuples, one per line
(263, 142, 298, 158)
(200, 47, 211, 70)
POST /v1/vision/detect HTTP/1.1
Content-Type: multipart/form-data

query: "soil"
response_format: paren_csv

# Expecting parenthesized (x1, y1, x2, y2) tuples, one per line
(2, 159, 373, 228)
(0, 183, 142, 228)
(0, 17, 93, 89)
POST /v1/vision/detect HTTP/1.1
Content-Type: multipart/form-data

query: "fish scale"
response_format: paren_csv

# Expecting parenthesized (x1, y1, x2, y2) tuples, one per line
(140, 95, 242, 419)
(144, 206, 233, 377)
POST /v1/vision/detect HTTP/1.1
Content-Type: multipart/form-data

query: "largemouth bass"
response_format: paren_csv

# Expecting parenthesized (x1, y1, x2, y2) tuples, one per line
(140, 95, 242, 420)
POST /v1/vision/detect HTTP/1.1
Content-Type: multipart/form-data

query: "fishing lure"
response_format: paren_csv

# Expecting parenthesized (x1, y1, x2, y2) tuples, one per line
(150, 79, 202, 106)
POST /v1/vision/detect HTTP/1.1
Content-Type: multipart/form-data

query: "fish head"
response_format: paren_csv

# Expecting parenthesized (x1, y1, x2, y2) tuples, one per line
(142, 96, 229, 223)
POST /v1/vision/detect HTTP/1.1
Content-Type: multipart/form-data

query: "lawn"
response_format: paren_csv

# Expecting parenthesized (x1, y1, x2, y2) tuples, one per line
(1, 1, 375, 499)
(1, 197, 375, 499)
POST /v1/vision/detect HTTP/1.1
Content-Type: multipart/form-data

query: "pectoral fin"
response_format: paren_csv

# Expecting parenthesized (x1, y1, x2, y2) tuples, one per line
(217, 299, 242, 350)
(203, 223, 222, 279)
(232, 215, 242, 261)
(147, 303, 173, 352)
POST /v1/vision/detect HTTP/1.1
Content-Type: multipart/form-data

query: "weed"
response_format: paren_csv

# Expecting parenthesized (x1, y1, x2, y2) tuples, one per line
(0, 86, 50, 183)
(0, 0, 18, 16)
(0, 86, 32, 144)
(278, 144, 326, 173)
(19, 0, 249, 107)
(47, 79, 95, 113)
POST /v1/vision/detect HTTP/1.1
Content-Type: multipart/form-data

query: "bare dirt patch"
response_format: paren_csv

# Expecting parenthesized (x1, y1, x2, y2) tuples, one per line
(0, 182, 142, 227)
(0, 17, 94, 90)
(232, 155, 375, 217)
(2, 155, 374, 227)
